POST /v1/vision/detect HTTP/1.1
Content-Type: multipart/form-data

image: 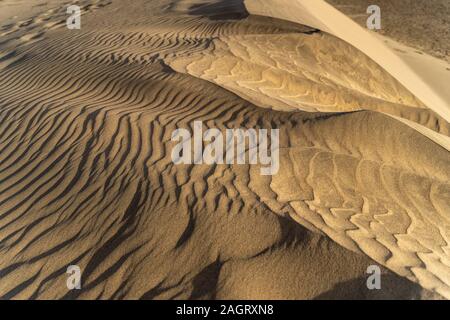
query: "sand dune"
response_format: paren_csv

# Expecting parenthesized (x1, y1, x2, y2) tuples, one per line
(325, 0, 450, 64)
(0, 0, 449, 300)
(167, 31, 448, 134)
(244, 0, 450, 125)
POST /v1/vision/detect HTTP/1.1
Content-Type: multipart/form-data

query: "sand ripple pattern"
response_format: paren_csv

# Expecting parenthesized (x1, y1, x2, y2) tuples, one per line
(0, 0, 449, 299)
(168, 33, 449, 135)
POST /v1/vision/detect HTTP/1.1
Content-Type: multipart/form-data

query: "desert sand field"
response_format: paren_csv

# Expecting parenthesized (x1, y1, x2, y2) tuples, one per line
(0, 0, 449, 300)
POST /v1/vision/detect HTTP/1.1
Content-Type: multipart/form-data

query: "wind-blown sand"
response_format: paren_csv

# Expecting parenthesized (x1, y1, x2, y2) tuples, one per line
(0, 0, 449, 299)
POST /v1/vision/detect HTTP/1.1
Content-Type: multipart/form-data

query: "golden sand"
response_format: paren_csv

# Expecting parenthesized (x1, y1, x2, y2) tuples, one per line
(0, 0, 448, 299)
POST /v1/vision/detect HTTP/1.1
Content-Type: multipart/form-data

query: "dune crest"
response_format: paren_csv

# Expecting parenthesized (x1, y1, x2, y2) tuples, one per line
(167, 32, 449, 137)
(243, 0, 450, 124)
(0, 0, 449, 300)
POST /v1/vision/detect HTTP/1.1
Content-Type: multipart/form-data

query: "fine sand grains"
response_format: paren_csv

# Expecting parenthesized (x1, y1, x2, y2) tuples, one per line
(0, 0, 449, 299)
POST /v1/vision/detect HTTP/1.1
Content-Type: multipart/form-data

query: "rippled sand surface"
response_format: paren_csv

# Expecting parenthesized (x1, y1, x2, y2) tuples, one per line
(0, 0, 449, 299)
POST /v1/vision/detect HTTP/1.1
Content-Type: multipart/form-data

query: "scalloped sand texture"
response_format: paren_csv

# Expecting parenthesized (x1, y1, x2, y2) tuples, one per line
(0, 0, 449, 300)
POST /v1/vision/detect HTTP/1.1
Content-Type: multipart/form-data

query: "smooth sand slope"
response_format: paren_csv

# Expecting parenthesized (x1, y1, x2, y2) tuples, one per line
(0, 0, 449, 299)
